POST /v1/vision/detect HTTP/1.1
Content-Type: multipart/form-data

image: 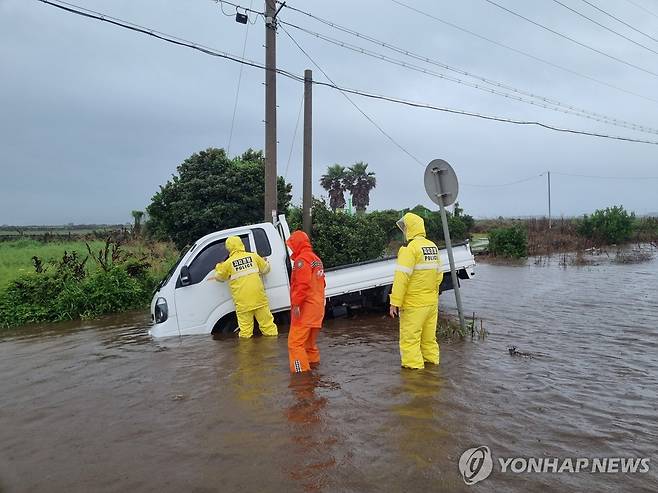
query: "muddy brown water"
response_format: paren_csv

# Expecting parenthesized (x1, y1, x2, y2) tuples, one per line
(1, 254, 657, 492)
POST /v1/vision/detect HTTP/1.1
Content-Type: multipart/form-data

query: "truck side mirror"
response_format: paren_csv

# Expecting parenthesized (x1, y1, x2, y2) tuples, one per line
(180, 265, 191, 286)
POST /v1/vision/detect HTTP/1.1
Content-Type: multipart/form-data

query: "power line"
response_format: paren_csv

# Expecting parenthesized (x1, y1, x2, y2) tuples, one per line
(36, 0, 658, 146)
(284, 94, 304, 180)
(227, 0, 255, 155)
(579, 0, 658, 44)
(280, 24, 424, 166)
(280, 17, 658, 135)
(623, 0, 658, 20)
(550, 0, 658, 55)
(462, 174, 544, 188)
(281, 2, 652, 128)
(552, 171, 658, 179)
(212, 0, 263, 22)
(305, 82, 658, 145)
(482, 0, 658, 78)
(388, 0, 658, 105)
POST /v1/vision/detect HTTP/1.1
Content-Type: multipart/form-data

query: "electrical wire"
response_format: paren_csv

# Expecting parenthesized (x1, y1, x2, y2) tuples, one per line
(388, 0, 658, 105)
(280, 24, 425, 166)
(227, 0, 255, 154)
(552, 171, 658, 179)
(623, 0, 658, 20)
(579, 0, 658, 44)
(550, 0, 658, 55)
(482, 0, 658, 78)
(280, 18, 658, 135)
(280, 5, 658, 132)
(218, 1, 234, 17)
(284, 94, 304, 180)
(36, 0, 658, 146)
(212, 0, 264, 18)
(462, 174, 544, 188)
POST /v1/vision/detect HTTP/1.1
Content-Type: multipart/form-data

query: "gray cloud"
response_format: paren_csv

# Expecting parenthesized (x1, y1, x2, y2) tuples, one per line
(1, 0, 656, 225)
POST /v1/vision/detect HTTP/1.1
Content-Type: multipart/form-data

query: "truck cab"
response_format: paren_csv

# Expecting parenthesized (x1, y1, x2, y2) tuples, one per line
(150, 218, 291, 338)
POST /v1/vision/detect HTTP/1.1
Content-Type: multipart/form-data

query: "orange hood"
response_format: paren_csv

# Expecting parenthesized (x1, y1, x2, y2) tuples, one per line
(286, 230, 312, 260)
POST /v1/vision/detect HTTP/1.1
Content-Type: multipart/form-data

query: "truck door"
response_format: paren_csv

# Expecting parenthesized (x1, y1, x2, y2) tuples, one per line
(251, 227, 290, 312)
(174, 233, 252, 334)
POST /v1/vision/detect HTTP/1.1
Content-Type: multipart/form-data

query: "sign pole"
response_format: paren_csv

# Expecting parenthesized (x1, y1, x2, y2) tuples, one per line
(432, 168, 466, 332)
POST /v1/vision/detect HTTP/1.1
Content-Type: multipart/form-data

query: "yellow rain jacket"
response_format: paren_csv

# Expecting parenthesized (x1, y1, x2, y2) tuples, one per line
(390, 213, 443, 308)
(215, 236, 271, 313)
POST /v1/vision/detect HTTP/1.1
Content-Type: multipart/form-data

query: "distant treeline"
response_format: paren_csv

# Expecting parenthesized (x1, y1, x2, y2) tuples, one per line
(0, 225, 129, 243)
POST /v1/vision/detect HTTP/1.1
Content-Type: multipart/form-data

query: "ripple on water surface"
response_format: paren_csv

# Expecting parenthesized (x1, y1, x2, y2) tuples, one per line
(0, 255, 657, 492)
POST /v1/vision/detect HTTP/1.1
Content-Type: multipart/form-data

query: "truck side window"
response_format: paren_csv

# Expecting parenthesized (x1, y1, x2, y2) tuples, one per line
(252, 228, 272, 257)
(182, 234, 251, 286)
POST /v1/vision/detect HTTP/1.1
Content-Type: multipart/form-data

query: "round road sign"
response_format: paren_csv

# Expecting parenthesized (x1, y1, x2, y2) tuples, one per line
(424, 159, 459, 207)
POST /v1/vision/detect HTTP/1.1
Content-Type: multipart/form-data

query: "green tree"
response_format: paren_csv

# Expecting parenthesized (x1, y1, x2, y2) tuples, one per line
(577, 205, 635, 245)
(319, 164, 347, 212)
(344, 162, 377, 215)
(131, 210, 144, 236)
(146, 148, 292, 249)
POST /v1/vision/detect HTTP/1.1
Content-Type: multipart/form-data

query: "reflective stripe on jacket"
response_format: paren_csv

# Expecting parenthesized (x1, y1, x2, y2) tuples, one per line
(215, 236, 271, 312)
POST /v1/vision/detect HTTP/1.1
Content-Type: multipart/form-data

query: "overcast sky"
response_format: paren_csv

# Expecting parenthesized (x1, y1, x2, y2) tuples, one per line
(1, 0, 657, 225)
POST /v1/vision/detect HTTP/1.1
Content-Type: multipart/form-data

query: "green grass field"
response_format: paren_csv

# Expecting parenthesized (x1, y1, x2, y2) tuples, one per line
(0, 239, 178, 289)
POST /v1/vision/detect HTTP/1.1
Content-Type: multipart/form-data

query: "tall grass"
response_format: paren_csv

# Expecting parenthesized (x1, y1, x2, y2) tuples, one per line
(0, 239, 178, 290)
(0, 239, 179, 329)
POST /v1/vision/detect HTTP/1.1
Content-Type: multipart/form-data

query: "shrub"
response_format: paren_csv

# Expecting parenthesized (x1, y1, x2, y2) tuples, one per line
(632, 216, 658, 243)
(577, 205, 635, 245)
(406, 204, 473, 244)
(0, 241, 156, 329)
(489, 226, 528, 258)
(289, 200, 387, 268)
(367, 209, 404, 244)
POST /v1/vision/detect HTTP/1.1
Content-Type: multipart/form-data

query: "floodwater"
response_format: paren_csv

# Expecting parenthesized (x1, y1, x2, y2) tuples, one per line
(1, 253, 657, 492)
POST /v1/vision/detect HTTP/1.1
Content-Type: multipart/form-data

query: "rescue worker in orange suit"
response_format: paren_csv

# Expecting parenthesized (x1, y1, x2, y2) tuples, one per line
(286, 230, 326, 373)
(389, 213, 443, 369)
(211, 236, 278, 338)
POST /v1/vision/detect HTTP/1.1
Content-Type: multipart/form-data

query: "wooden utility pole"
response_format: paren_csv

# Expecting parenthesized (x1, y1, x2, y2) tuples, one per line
(547, 171, 552, 229)
(264, 0, 278, 222)
(303, 69, 313, 234)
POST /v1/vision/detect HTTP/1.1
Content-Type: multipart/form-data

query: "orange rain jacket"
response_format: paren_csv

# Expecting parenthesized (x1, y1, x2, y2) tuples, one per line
(286, 231, 326, 327)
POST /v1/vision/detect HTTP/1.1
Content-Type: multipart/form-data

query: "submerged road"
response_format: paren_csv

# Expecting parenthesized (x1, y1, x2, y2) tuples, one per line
(1, 254, 656, 492)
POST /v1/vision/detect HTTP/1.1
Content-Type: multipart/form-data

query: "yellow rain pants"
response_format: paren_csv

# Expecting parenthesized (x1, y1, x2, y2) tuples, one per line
(236, 305, 278, 338)
(390, 213, 443, 369)
(399, 305, 440, 369)
(215, 236, 278, 338)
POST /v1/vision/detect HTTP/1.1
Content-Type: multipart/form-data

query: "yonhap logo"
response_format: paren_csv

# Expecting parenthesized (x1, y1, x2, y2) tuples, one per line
(459, 446, 493, 485)
(458, 445, 650, 485)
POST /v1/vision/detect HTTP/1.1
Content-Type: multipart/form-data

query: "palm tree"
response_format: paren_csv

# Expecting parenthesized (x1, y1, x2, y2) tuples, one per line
(131, 210, 144, 236)
(345, 162, 376, 215)
(319, 164, 347, 212)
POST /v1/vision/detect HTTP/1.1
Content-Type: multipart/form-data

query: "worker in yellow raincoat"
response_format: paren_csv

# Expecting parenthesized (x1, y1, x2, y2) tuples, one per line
(211, 236, 278, 338)
(389, 213, 443, 369)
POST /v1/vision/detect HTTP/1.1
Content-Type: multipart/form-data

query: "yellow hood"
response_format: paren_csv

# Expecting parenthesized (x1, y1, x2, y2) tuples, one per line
(225, 236, 245, 254)
(400, 212, 426, 241)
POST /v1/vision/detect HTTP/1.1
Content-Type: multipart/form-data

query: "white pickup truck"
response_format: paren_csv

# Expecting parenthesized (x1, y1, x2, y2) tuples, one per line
(150, 215, 476, 338)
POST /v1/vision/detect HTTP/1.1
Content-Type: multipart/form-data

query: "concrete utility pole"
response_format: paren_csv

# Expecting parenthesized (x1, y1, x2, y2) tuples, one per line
(547, 171, 552, 229)
(264, 0, 278, 222)
(302, 69, 313, 234)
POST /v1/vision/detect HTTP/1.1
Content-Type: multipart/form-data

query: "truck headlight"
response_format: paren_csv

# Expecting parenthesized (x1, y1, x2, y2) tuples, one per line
(154, 297, 168, 323)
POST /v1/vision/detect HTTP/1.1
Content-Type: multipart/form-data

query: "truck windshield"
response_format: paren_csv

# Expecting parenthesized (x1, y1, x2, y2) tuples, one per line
(156, 245, 191, 291)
